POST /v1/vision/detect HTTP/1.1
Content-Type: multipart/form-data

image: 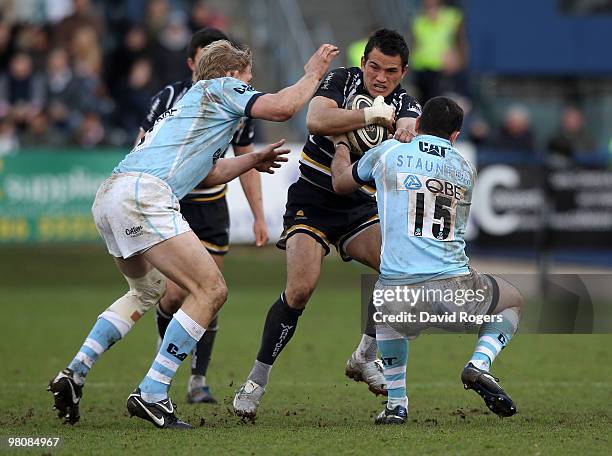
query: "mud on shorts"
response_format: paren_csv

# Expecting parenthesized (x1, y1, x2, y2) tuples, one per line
(276, 178, 379, 261)
(92, 172, 191, 259)
(374, 269, 500, 339)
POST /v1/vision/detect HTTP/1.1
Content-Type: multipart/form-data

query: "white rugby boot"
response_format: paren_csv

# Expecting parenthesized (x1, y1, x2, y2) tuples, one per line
(345, 354, 388, 396)
(232, 380, 266, 418)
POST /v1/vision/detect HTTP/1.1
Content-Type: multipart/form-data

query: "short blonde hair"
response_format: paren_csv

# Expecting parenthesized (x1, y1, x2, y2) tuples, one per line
(195, 40, 252, 81)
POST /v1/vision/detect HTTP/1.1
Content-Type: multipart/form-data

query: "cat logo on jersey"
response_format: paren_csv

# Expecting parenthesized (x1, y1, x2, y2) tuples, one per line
(401, 174, 422, 190)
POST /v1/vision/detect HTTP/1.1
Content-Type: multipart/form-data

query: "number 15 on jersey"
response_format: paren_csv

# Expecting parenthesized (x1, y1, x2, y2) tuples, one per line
(396, 173, 465, 241)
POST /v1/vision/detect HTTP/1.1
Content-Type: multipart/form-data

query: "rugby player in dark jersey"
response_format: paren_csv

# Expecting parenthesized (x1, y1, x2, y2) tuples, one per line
(233, 29, 421, 418)
(136, 28, 269, 404)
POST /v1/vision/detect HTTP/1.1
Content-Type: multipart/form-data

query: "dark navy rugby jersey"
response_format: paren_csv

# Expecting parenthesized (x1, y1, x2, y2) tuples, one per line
(299, 67, 421, 199)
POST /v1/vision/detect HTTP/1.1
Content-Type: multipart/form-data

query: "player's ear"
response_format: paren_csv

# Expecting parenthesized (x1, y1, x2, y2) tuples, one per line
(401, 64, 408, 78)
(187, 58, 196, 73)
(360, 55, 366, 70)
(450, 130, 460, 145)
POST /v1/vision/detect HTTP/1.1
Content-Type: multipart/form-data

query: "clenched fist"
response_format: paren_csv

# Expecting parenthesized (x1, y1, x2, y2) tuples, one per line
(364, 96, 396, 132)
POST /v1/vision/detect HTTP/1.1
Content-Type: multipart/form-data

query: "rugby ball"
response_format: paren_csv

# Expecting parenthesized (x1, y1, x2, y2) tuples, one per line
(346, 94, 388, 156)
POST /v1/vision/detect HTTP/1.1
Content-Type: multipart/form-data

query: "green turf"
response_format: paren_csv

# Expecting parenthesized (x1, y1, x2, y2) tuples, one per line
(1, 246, 610, 455)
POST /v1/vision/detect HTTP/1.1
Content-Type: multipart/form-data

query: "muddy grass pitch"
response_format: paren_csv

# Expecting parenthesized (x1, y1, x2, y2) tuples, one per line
(1, 246, 610, 455)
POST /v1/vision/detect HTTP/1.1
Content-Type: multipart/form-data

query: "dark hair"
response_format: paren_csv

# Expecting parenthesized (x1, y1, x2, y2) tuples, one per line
(418, 97, 464, 139)
(363, 29, 409, 67)
(188, 27, 228, 60)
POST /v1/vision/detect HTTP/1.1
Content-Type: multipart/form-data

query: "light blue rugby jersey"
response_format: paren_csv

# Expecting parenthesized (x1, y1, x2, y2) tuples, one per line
(354, 135, 476, 284)
(114, 77, 263, 199)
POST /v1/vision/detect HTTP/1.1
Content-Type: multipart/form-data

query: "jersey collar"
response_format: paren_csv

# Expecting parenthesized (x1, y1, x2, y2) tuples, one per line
(414, 134, 453, 147)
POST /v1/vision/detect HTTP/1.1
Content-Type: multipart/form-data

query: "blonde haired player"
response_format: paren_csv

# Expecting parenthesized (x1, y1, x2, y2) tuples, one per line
(137, 28, 268, 405)
(48, 40, 339, 429)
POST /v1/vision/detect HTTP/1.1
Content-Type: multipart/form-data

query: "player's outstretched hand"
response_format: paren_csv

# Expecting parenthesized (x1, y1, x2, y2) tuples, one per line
(254, 139, 290, 174)
(304, 44, 340, 81)
(365, 96, 396, 133)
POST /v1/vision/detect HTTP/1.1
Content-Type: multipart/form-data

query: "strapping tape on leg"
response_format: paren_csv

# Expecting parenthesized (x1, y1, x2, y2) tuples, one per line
(102, 268, 166, 335)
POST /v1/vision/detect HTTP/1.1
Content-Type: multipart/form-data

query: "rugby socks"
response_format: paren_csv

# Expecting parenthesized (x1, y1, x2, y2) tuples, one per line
(67, 312, 129, 383)
(376, 325, 409, 409)
(191, 316, 218, 378)
(247, 360, 273, 388)
(354, 298, 379, 362)
(364, 297, 377, 338)
(155, 304, 172, 339)
(353, 334, 378, 363)
(157, 304, 218, 380)
(469, 308, 520, 371)
(248, 293, 303, 387)
(139, 309, 205, 403)
(188, 374, 206, 391)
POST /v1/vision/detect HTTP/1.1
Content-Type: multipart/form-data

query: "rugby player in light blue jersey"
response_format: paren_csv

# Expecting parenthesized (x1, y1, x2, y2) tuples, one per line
(135, 28, 269, 406)
(48, 40, 339, 429)
(331, 97, 523, 424)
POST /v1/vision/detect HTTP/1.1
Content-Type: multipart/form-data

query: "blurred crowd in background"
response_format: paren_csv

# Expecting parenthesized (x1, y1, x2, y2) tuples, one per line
(0, 0, 608, 166)
(346, 0, 603, 166)
(0, 0, 228, 150)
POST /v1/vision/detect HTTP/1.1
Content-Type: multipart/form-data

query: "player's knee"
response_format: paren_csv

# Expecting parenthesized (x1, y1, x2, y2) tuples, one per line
(191, 273, 227, 313)
(128, 268, 166, 310)
(211, 280, 228, 312)
(285, 285, 314, 309)
(511, 290, 524, 318)
(103, 268, 166, 333)
(496, 277, 524, 317)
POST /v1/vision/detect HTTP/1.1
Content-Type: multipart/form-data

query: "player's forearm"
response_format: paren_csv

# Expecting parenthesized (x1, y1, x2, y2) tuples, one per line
(277, 72, 323, 117)
(239, 169, 265, 220)
(331, 144, 361, 194)
(235, 146, 265, 221)
(250, 73, 322, 122)
(307, 107, 367, 136)
(202, 154, 258, 186)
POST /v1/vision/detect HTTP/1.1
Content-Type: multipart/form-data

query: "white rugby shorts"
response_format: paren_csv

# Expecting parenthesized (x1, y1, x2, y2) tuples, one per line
(92, 172, 191, 258)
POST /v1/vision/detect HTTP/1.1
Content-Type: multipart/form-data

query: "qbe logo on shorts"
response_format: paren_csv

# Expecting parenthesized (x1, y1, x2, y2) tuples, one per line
(395, 173, 465, 241)
(125, 225, 144, 237)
